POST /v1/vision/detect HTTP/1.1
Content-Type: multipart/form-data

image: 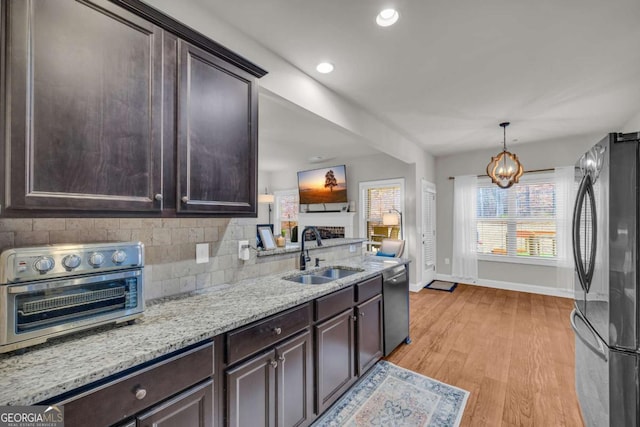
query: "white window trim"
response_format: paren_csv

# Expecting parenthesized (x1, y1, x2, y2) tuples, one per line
(478, 253, 557, 267)
(358, 178, 405, 242)
(476, 172, 558, 267)
(273, 189, 298, 237)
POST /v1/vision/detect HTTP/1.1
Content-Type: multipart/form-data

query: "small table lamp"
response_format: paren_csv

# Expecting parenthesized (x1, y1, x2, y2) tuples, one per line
(258, 190, 275, 224)
(382, 209, 402, 240)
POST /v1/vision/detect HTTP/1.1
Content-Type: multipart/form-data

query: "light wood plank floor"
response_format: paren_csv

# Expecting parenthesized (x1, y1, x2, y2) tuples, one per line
(385, 284, 584, 427)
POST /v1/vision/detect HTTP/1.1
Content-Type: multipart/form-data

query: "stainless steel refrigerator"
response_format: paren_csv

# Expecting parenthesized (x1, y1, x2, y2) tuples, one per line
(571, 132, 640, 427)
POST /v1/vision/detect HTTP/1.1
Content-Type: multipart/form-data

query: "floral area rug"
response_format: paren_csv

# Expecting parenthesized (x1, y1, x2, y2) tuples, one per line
(312, 360, 469, 427)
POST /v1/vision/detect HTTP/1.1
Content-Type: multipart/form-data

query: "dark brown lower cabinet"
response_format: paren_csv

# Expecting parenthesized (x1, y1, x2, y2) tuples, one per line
(136, 379, 213, 427)
(275, 333, 314, 427)
(315, 309, 356, 414)
(226, 330, 313, 427)
(58, 341, 215, 427)
(356, 295, 383, 376)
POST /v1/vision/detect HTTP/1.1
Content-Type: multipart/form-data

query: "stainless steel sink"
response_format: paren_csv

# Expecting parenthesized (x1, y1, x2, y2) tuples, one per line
(285, 275, 334, 285)
(317, 267, 363, 279)
(284, 266, 364, 285)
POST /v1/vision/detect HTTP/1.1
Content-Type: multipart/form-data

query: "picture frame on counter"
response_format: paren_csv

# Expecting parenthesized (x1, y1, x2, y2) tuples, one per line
(257, 225, 276, 250)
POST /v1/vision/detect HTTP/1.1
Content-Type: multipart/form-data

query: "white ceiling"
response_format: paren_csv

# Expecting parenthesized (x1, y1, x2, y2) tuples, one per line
(258, 92, 381, 172)
(198, 0, 640, 159)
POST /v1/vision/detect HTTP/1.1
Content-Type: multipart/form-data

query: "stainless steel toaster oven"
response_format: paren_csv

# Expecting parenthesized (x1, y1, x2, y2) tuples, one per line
(0, 241, 144, 353)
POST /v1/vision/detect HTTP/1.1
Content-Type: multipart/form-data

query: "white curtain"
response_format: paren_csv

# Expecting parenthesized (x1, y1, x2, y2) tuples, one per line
(555, 166, 576, 289)
(452, 175, 478, 282)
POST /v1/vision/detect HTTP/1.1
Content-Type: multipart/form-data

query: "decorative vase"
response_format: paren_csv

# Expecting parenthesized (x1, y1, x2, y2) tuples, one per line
(276, 235, 286, 248)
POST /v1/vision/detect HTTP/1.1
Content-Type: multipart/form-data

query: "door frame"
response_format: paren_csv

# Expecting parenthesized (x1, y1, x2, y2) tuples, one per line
(422, 179, 436, 285)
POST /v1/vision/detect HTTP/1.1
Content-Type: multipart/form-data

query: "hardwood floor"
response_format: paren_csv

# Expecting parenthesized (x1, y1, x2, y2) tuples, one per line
(385, 284, 584, 427)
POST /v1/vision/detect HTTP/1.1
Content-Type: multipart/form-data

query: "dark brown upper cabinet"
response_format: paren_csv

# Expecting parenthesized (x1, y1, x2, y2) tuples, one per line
(4, 0, 163, 212)
(1, 0, 266, 216)
(176, 41, 258, 215)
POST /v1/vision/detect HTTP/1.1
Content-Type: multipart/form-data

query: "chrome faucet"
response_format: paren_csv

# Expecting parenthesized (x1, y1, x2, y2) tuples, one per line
(300, 226, 323, 270)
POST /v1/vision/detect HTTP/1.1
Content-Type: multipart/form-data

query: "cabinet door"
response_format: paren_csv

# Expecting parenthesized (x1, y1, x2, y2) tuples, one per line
(226, 350, 276, 427)
(5, 0, 163, 212)
(176, 40, 258, 215)
(275, 331, 313, 427)
(315, 309, 356, 413)
(137, 379, 213, 427)
(356, 295, 383, 376)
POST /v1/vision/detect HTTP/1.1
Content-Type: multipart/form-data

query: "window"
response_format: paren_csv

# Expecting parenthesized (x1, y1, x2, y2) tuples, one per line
(359, 179, 404, 252)
(274, 190, 298, 240)
(477, 173, 556, 262)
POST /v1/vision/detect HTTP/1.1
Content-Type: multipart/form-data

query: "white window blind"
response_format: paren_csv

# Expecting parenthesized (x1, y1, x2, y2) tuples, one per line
(360, 180, 404, 249)
(477, 174, 557, 259)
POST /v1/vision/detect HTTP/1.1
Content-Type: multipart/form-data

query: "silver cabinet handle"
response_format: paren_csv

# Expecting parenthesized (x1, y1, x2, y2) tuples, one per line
(181, 196, 189, 203)
(273, 327, 282, 335)
(134, 387, 147, 400)
(360, 312, 365, 317)
(351, 315, 357, 321)
(269, 359, 278, 368)
(277, 355, 285, 362)
(154, 193, 163, 201)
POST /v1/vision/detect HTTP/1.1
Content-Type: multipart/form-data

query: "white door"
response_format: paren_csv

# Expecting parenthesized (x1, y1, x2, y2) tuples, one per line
(422, 180, 436, 284)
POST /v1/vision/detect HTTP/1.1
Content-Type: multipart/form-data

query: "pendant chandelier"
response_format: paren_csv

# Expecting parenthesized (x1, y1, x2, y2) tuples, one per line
(486, 122, 524, 189)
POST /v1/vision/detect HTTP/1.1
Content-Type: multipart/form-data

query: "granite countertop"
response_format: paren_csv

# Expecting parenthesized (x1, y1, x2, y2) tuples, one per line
(0, 255, 409, 406)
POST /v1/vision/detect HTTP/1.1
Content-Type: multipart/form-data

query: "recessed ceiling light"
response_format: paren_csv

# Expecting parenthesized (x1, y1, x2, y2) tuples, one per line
(376, 8, 399, 27)
(308, 155, 335, 164)
(316, 62, 334, 74)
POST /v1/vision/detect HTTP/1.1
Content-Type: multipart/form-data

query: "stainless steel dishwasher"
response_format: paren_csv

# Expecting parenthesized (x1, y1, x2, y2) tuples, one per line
(382, 264, 411, 356)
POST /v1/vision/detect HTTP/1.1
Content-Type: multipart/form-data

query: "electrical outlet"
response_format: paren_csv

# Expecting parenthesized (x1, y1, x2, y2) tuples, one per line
(238, 240, 250, 261)
(349, 244, 356, 253)
(196, 243, 209, 264)
(444, 258, 450, 265)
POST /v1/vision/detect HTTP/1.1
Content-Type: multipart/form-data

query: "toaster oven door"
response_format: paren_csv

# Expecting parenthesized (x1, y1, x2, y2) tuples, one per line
(2, 269, 143, 349)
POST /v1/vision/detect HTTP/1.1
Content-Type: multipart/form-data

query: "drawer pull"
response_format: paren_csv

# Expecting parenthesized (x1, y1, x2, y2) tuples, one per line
(273, 327, 282, 335)
(269, 359, 278, 368)
(134, 387, 147, 400)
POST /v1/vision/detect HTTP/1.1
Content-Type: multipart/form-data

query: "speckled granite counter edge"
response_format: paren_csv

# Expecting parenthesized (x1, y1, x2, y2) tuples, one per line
(0, 256, 408, 406)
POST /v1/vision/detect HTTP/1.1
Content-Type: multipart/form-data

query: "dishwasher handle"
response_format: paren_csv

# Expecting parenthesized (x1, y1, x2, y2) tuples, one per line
(386, 275, 407, 285)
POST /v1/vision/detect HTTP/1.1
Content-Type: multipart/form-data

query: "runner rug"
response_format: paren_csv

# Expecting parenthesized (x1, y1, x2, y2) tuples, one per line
(312, 360, 469, 426)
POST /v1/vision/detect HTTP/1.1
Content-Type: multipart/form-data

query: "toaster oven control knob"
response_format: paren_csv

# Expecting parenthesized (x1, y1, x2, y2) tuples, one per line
(62, 254, 82, 270)
(88, 252, 105, 267)
(34, 257, 55, 274)
(112, 250, 127, 264)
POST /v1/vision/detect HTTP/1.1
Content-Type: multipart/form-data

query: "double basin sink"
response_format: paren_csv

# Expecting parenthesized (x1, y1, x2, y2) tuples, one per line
(284, 266, 364, 285)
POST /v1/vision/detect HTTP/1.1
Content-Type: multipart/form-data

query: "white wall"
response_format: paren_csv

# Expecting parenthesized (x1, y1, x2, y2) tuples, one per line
(435, 133, 599, 295)
(622, 110, 640, 132)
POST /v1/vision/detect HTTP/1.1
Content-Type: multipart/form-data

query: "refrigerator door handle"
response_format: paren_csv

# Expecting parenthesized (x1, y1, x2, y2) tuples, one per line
(571, 308, 607, 362)
(572, 174, 597, 294)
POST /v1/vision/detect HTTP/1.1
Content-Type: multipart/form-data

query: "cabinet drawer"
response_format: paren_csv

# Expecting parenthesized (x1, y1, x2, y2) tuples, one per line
(356, 275, 382, 303)
(315, 287, 354, 322)
(226, 303, 310, 365)
(60, 341, 213, 427)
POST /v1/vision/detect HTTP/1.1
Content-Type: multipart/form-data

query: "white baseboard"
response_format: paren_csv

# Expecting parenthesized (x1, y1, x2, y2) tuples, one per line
(409, 282, 424, 293)
(433, 274, 574, 299)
